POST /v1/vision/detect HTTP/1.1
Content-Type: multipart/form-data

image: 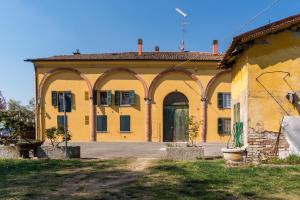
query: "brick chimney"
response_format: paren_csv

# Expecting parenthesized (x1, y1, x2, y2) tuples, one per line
(154, 46, 160, 52)
(138, 38, 143, 56)
(212, 40, 218, 55)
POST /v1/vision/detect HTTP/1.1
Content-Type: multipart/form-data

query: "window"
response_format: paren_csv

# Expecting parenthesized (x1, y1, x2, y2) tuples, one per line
(85, 116, 89, 125)
(84, 91, 89, 100)
(56, 91, 72, 112)
(98, 91, 112, 106)
(120, 115, 130, 132)
(218, 118, 231, 134)
(96, 115, 107, 132)
(57, 115, 68, 129)
(218, 93, 231, 109)
(115, 91, 135, 106)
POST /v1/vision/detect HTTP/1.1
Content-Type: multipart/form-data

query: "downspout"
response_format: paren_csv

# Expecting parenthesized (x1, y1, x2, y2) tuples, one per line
(145, 98, 152, 142)
(201, 97, 207, 142)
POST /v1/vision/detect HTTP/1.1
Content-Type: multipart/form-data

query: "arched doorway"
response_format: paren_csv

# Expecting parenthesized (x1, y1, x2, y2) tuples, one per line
(163, 92, 189, 142)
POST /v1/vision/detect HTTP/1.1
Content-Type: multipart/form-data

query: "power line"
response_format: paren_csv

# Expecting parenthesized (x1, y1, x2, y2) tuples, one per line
(221, 0, 281, 50)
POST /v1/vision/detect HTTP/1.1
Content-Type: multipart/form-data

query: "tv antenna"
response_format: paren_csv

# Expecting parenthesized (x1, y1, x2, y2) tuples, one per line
(175, 8, 188, 52)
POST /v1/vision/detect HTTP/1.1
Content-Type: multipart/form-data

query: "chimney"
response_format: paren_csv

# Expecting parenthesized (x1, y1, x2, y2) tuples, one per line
(154, 46, 160, 52)
(138, 38, 143, 56)
(212, 40, 218, 55)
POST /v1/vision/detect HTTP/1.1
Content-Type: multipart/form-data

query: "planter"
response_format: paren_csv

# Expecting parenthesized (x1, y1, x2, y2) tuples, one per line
(221, 148, 245, 162)
(166, 146, 204, 161)
(37, 146, 80, 159)
(0, 145, 19, 159)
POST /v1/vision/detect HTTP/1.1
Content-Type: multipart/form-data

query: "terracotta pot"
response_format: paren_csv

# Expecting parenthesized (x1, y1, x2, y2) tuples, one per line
(221, 148, 245, 161)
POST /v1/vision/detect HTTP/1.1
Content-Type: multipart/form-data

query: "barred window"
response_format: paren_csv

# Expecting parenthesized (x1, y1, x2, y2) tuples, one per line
(218, 93, 231, 109)
(218, 118, 231, 134)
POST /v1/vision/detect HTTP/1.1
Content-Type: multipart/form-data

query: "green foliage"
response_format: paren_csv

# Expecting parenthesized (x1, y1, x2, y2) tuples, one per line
(0, 99, 35, 141)
(45, 127, 71, 147)
(185, 115, 200, 146)
(263, 154, 300, 165)
(0, 91, 6, 110)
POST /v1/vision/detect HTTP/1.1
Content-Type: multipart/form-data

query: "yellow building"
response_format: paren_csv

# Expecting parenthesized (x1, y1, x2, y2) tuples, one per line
(26, 40, 231, 143)
(220, 13, 300, 162)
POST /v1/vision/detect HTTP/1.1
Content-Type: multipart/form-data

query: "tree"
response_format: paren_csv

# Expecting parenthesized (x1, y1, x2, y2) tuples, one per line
(0, 99, 35, 139)
(45, 127, 71, 147)
(0, 91, 6, 110)
(185, 115, 200, 146)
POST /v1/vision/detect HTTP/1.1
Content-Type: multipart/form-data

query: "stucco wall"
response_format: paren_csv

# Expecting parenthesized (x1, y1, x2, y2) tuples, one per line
(35, 61, 231, 143)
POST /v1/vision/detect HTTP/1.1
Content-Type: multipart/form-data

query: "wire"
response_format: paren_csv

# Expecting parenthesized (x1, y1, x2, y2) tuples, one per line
(221, 0, 281, 50)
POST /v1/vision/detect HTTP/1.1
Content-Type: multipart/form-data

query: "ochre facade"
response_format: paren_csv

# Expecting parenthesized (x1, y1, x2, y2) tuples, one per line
(33, 60, 231, 143)
(221, 14, 300, 162)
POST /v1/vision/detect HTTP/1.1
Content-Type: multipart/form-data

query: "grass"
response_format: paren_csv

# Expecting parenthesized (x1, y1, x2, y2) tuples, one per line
(0, 158, 300, 199)
(262, 154, 300, 165)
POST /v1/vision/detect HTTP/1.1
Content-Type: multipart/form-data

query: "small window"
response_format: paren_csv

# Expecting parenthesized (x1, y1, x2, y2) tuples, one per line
(120, 115, 130, 132)
(218, 118, 231, 134)
(58, 91, 72, 112)
(96, 115, 107, 132)
(115, 91, 135, 106)
(98, 91, 112, 106)
(84, 91, 89, 100)
(218, 93, 231, 109)
(85, 116, 89, 125)
(57, 115, 68, 129)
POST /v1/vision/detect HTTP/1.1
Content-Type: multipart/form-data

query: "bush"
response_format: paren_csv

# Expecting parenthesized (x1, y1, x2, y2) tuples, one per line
(45, 127, 71, 147)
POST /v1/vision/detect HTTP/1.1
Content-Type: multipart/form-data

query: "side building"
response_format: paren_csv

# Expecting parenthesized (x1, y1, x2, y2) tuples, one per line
(220, 13, 300, 162)
(26, 40, 231, 143)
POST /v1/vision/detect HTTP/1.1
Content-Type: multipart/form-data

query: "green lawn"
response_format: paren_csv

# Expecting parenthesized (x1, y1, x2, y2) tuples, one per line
(0, 158, 299, 200)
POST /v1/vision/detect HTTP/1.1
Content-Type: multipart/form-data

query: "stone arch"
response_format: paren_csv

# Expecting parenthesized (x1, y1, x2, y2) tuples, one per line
(148, 68, 205, 100)
(38, 68, 93, 99)
(93, 68, 149, 98)
(204, 69, 231, 99)
(37, 68, 94, 141)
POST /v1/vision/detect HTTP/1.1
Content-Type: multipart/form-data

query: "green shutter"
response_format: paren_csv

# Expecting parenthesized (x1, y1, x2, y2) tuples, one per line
(115, 91, 120, 105)
(218, 118, 223, 134)
(217, 93, 223, 109)
(96, 115, 107, 132)
(65, 91, 72, 112)
(107, 91, 112, 105)
(57, 115, 68, 129)
(129, 90, 135, 105)
(93, 90, 98, 105)
(120, 115, 130, 132)
(51, 91, 57, 106)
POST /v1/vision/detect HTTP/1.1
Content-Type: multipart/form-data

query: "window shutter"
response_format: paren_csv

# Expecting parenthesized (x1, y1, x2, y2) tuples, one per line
(51, 91, 57, 106)
(57, 115, 68, 129)
(58, 93, 64, 112)
(93, 90, 98, 105)
(107, 91, 112, 105)
(65, 91, 72, 112)
(120, 115, 130, 132)
(218, 118, 223, 134)
(129, 90, 135, 105)
(96, 115, 107, 132)
(115, 91, 120, 105)
(218, 93, 223, 108)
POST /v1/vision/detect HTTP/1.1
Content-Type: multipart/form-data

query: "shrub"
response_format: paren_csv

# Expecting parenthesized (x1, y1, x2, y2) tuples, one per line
(185, 115, 200, 146)
(45, 127, 71, 147)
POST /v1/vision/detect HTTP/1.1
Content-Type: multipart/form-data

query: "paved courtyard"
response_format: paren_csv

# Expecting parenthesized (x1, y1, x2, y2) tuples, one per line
(68, 142, 226, 159)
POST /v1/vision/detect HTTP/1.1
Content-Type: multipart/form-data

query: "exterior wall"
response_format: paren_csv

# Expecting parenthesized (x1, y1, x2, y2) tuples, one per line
(35, 61, 231, 143)
(231, 29, 300, 161)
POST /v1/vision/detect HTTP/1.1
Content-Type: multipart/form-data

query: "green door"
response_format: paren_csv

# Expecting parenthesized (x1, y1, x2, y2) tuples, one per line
(163, 105, 188, 142)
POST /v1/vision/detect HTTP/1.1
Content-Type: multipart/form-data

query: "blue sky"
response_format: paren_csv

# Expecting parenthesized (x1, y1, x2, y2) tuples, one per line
(0, 0, 299, 105)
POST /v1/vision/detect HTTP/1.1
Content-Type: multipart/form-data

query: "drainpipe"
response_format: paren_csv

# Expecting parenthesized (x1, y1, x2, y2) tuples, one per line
(201, 97, 207, 143)
(145, 98, 152, 142)
(90, 99, 96, 141)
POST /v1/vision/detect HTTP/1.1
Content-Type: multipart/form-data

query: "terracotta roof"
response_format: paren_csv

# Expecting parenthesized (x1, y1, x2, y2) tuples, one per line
(219, 13, 300, 68)
(25, 52, 223, 62)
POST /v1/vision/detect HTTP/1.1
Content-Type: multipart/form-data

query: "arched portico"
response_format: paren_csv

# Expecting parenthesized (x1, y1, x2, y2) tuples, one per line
(93, 68, 149, 141)
(37, 68, 93, 141)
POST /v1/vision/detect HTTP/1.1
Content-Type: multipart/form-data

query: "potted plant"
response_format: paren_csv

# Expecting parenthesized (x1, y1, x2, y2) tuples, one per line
(222, 122, 246, 162)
